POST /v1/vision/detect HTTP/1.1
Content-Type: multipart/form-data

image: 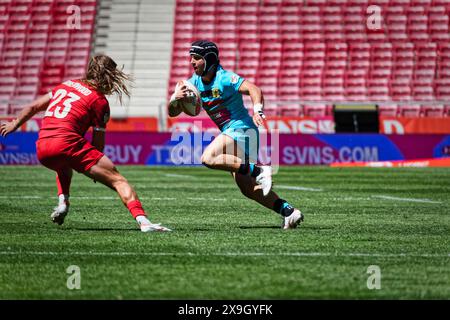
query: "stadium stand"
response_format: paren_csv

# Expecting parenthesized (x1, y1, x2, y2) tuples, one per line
(168, 0, 450, 117)
(0, 0, 175, 118)
(0, 0, 96, 115)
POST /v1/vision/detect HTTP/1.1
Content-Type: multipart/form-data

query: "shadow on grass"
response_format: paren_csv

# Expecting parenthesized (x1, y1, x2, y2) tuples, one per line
(68, 227, 138, 232)
(239, 225, 281, 229)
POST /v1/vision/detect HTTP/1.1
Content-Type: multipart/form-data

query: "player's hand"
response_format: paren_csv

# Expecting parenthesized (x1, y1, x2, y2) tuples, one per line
(174, 84, 190, 101)
(252, 111, 266, 127)
(0, 120, 18, 138)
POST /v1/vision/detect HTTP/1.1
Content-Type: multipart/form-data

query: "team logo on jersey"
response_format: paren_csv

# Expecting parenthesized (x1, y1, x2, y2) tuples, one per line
(212, 88, 221, 98)
(201, 89, 223, 99)
(230, 74, 239, 84)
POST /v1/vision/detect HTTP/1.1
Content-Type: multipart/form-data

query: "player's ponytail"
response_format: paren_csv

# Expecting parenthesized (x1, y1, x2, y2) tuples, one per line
(83, 54, 133, 105)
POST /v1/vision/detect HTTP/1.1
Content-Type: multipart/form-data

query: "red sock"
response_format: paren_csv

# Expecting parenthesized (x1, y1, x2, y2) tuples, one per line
(126, 200, 147, 219)
(56, 172, 71, 195)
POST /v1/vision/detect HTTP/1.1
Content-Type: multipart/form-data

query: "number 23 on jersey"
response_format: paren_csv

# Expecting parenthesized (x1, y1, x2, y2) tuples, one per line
(45, 89, 81, 119)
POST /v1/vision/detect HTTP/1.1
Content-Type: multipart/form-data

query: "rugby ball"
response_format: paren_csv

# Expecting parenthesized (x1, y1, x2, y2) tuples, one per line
(175, 80, 202, 117)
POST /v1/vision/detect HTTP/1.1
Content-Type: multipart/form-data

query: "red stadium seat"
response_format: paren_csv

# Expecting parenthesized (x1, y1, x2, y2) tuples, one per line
(303, 104, 327, 117)
(280, 105, 303, 117)
(368, 86, 390, 101)
(0, 103, 9, 116)
(390, 84, 412, 102)
(421, 105, 444, 117)
(278, 84, 300, 99)
(398, 104, 422, 117)
(378, 104, 398, 117)
(411, 0, 432, 6)
(444, 105, 450, 117)
(412, 85, 435, 101)
(323, 87, 345, 100)
(300, 87, 322, 101)
(435, 85, 450, 100)
(0, 75, 17, 94)
(262, 104, 279, 116)
(345, 86, 367, 101)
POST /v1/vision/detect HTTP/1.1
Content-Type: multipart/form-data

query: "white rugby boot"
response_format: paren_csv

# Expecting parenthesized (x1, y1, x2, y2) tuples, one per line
(255, 165, 273, 196)
(51, 194, 70, 225)
(282, 209, 304, 230)
(136, 216, 172, 232)
(140, 223, 172, 232)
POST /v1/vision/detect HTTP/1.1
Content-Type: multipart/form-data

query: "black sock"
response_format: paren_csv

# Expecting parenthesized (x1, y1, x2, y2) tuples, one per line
(273, 199, 295, 217)
(250, 165, 261, 178)
(238, 164, 250, 175)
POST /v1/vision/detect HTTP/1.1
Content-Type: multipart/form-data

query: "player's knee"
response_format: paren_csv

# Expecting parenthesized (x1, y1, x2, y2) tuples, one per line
(201, 153, 214, 168)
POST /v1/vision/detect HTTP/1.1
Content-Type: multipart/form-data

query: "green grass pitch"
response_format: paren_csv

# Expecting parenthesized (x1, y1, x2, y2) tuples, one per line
(0, 165, 449, 299)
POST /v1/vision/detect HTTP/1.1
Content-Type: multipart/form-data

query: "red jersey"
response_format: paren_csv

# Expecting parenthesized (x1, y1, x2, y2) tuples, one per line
(39, 80, 110, 140)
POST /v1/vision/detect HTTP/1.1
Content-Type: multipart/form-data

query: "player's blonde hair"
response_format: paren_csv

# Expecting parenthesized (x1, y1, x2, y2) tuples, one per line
(82, 54, 133, 105)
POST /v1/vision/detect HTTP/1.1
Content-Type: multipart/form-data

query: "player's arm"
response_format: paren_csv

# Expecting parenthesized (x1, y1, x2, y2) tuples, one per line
(90, 127, 105, 184)
(238, 80, 266, 126)
(91, 128, 105, 152)
(0, 94, 51, 137)
(90, 98, 109, 152)
(167, 81, 191, 117)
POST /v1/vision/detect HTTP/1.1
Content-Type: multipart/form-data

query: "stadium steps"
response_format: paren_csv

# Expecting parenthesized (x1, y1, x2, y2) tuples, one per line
(0, 0, 96, 116)
(93, 0, 175, 119)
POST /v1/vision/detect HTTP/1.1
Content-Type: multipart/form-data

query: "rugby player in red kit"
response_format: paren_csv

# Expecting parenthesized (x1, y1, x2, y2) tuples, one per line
(1, 54, 170, 232)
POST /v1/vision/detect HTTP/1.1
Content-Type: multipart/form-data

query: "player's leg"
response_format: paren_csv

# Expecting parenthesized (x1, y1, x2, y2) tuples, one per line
(83, 155, 170, 232)
(51, 167, 73, 225)
(36, 139, 73, 225)
(228, 129, 303, 229)
(201, 133, 243, 172)
(232, 172, 303, 229)
(201, 133, 272, 195)
(232, 171, 277, 207)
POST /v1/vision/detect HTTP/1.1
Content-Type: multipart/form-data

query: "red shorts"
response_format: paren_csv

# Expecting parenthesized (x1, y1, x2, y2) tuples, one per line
(36, 137, 104, 173)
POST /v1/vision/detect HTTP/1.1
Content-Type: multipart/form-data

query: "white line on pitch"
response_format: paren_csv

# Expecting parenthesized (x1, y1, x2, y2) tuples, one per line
(277, 185, 323, 192)
(74, 196, 116, 200)
(330, 197, 372, 201)
(79, 196, 178, 201)
(0, 195, 176, 201)
(164, 173, 196, 179)
(187, 197, 228, 201)
(0, 251, 448, 258)
(0, 195, 42, 199)
(372, 195, 443, 204)
(0, 195, 222, 201)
